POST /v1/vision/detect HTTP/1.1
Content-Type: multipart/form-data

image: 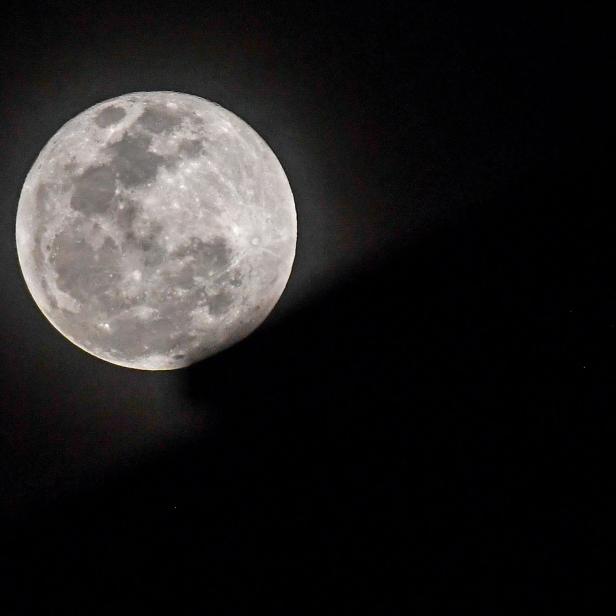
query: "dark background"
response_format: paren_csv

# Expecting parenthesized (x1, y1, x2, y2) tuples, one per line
(0, 1, 610, 612)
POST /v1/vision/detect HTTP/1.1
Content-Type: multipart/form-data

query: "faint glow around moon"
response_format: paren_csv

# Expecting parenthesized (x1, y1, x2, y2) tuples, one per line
(16, 92, 297, 370)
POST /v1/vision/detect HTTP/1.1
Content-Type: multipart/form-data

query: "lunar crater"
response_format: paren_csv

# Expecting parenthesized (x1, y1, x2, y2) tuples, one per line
(94, 105, 127, 128)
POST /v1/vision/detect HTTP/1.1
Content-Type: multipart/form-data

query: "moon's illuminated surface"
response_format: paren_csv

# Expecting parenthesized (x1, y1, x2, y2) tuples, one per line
(16, 92, 296, 370)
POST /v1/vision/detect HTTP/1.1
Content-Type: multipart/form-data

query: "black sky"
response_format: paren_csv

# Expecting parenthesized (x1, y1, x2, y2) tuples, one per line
(0, 1, 611, 613)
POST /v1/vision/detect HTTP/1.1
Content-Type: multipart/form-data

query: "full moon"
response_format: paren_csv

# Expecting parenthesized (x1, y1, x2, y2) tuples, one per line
(16, 92, 296, 370)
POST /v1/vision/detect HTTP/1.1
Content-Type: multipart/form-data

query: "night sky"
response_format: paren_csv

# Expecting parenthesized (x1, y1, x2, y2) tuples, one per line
(1, 1, 610, 612)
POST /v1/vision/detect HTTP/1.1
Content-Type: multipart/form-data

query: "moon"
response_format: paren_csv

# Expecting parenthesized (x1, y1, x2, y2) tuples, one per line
(16, 92, 297, 370)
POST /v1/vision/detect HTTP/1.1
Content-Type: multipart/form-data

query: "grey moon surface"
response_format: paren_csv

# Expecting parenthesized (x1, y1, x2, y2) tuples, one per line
(16, 92, 297, 370)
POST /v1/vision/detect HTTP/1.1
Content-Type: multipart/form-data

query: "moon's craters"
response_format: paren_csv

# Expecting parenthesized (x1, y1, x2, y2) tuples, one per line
(16, 91, 296, 369)
(70, 165, 117, 214)
(136, 104, 183, 134)
(94, 105, 126, 128)
(109, 133, 166, 187)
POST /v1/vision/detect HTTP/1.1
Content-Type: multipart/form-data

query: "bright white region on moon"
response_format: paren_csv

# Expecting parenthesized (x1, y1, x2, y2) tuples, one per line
(16, 92, 297, 370)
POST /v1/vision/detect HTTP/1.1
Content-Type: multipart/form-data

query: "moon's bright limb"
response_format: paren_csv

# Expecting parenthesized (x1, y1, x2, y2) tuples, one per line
(16, 92, 296, 370)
